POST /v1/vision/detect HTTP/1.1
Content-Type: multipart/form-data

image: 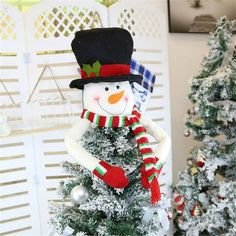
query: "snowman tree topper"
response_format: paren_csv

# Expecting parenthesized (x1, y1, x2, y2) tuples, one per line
(65, 28, 170, 205)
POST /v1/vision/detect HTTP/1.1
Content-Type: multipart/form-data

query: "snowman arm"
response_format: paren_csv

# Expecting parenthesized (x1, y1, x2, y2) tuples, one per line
(64, 118, 100, 171)
(140, 115, 171, 164)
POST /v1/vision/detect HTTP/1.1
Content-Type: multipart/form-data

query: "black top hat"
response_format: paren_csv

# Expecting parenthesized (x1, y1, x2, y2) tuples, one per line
(70, 27, 142, 90)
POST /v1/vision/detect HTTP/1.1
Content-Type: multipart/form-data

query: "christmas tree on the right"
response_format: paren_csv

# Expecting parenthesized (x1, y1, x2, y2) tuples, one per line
(173, 17, 236, 236)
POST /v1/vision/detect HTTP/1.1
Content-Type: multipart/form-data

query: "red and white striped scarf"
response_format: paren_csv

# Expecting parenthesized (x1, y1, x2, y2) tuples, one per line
(81, 107, 164, 204)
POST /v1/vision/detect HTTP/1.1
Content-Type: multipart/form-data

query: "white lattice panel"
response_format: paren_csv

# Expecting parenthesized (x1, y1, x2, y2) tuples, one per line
(0, 4, 18, 47)
(25, 0, 107, 51)
(109, 0, 172, 198)
(34, 5, 102, 39)
(117, 7, 161, 38)
(0, 3, 29, 132)
(0, 137, 40, 236)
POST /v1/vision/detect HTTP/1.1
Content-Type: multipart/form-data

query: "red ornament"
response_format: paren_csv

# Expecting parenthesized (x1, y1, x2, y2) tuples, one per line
(196, 161, 205, 168)
(174, 193, 184, 206)
(218, 195, 225, 200)
(176, 202, 185, 214)
(191, 203, 201, 216)
(174, 193, 185, 214)
(196, 152, 206, 168)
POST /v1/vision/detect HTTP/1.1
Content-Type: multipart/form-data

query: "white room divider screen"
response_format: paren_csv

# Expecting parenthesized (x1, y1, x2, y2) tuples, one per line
(0, 0, 172, 235)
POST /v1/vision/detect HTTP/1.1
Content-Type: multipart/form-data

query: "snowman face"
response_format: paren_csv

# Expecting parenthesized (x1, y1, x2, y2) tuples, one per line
(83, 81, 134, 116)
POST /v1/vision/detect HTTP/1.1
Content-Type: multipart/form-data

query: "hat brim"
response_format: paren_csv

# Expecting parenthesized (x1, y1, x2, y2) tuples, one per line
(69, 74, 142, 90)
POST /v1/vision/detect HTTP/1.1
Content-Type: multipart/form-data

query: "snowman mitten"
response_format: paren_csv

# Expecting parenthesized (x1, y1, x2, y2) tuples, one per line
(93, 160, 129, 188)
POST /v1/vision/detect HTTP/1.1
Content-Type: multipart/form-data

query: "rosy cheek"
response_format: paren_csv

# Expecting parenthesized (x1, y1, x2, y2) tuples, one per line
(94, 95, 100, 101)
(124, 95, 129, 102)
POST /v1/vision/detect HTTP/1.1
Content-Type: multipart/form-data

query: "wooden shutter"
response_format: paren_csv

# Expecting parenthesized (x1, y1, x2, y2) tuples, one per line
(0, 2, 29, 132)
(0, 136, 41, 235)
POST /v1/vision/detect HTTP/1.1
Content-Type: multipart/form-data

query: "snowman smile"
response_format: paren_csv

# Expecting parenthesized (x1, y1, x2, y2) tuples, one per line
(83, 81, 134, 116)
(96, 99, 128, 116)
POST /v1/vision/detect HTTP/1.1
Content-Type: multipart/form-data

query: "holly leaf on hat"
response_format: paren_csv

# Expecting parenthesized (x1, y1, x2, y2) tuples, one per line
(82, 60, 101, 77)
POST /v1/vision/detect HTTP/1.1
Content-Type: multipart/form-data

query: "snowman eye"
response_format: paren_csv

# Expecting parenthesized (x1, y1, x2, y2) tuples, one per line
(105, 87, 109, 91)
(116, 85, 120, 89)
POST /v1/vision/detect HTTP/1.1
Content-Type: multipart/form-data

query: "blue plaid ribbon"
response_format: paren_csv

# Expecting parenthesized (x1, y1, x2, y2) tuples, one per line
(130, 58, 156, 93)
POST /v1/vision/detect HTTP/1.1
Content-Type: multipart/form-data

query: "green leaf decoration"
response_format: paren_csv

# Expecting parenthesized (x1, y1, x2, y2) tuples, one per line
(82, 60, 101, 77)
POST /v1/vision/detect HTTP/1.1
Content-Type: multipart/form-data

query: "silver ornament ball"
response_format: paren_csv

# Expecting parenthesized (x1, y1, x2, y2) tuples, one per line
(193, 106, 199, 113)
(70, 185, 89, 205)
(184, 129, 190, 137)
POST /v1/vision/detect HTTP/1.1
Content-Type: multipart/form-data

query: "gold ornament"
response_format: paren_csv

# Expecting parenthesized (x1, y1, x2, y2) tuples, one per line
(190, 166, 198, 175)
(194, 117, 204, 127)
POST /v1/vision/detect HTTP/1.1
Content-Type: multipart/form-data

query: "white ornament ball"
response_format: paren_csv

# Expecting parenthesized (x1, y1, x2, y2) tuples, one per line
(70, 185, 89, 205)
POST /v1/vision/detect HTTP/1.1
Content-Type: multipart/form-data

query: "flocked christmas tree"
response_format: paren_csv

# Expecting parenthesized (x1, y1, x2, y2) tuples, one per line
(49, 126, 170, 235)
(173, 17, 236, 236)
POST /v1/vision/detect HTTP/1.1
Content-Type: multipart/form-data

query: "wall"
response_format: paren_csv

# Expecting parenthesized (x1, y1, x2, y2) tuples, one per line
(157, 0, 211, 182)
(168, 33, 209, 181)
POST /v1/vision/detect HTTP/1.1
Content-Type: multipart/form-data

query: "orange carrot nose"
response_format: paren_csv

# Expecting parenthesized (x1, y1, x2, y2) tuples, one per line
(108, 90, 125, 104)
